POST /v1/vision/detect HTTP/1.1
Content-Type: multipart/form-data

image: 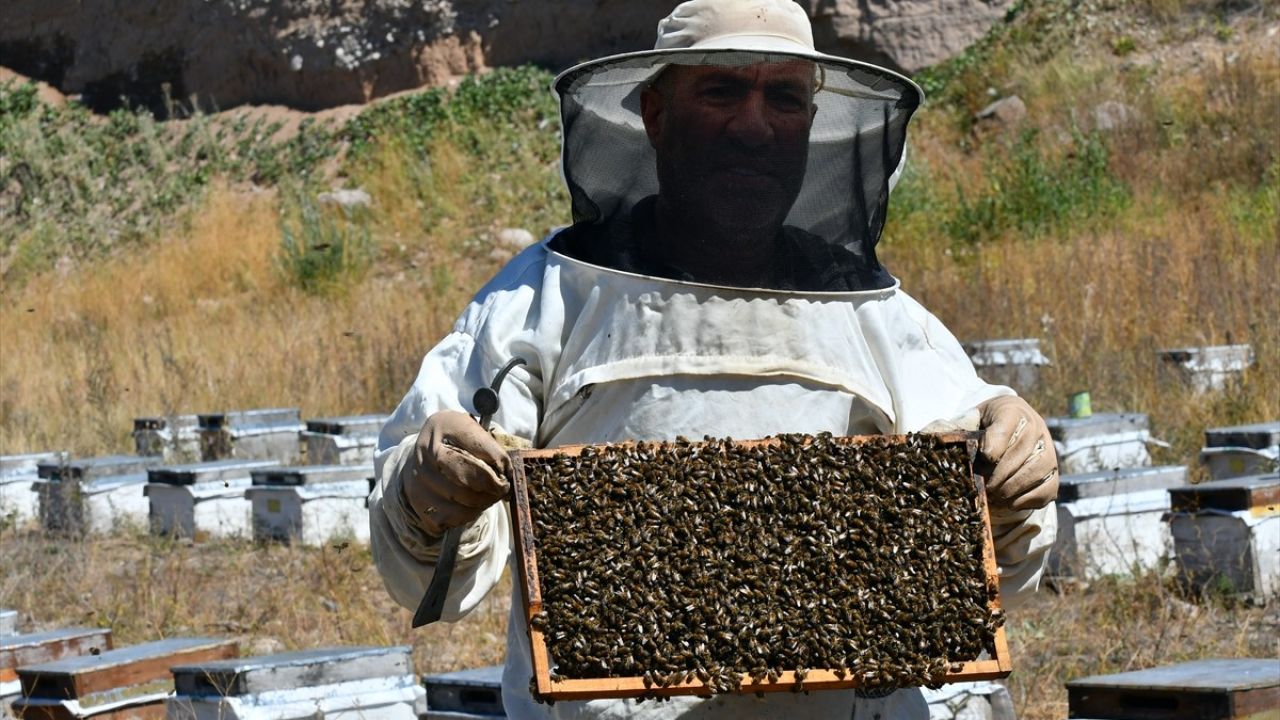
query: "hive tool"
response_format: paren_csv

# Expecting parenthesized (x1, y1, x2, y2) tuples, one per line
(413, 356, 527, 628)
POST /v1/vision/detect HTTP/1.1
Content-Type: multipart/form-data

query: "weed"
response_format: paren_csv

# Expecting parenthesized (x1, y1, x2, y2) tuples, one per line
(277, 186, 373, 294)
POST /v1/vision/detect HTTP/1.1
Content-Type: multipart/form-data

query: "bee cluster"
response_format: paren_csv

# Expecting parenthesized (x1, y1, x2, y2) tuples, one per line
(523, 432, 1001, 698)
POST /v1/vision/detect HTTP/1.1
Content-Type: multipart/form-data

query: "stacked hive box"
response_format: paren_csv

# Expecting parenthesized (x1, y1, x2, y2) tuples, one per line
(1047, 465, 1187, 579)
(1200, 421, 1280, 481)
(132, 415, 202, 463)
(34, 456, 163, 535)
(167, 647, 424, 720)
(0, 453, 64, 529)
(301, 415, 383, 466)
(144, 459, 280, 539)
(1045, 413, 1155, 475)
(1166, 473, 1280, 599)
(11, 637, 237, 720)
(246, 465, 372, 545)
(962, 338, 1051, 393)
(1, 628, 113, 715)
(198, 409, 304, 464)
(1157, 344, 1255, 394)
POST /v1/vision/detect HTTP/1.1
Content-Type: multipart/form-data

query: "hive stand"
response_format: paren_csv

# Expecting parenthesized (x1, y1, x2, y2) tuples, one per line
(1167, 473, 1280, 599)
(167, 646, 424, 720)
(12, 637, 237, 720)
(961, 338, 1051, 393)
(245, 465, 372, 545)
(1066, 658, 1279, 719)
(422, 666, 505, 719)
(144, 459, 280, 539)
(1200, 421, 1280, 481)
(34, 456, 164, 536)
(1, 453, 64, 530)
(197, 409, 304, 464)
(1047, 465, 1187, 579)
(301, 415, 384, 466)
(1045, 414, 1156, 475)
(131, 416, 201, 464)
(509, 434, 1012, 702)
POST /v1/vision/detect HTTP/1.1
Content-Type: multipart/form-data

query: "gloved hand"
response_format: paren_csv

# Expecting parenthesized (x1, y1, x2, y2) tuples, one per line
(976, 396, 1059, 514)
(401, 410, 512, 538)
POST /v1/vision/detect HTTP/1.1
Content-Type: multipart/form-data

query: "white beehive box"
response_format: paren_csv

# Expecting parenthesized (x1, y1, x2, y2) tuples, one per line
(198, 408, 304, 464)
(246, 465, 371, 545)
(34, 455, 163, 535)
(0, 610, 15, 637)
(168, 646, 425, 720)
(962, 338, 1051, 393)
(422, 666, 505, 719)
(133, 414, 202, 462)
(0, 452, 63, 529)
(1045, 413, 1156, 474)
(1158, 343, 1254, 393)
(1048, 465, 1188, 579)
(302, 414, 384, 466)
(1200, 421, 1280, 481)
(1167, 473, 1280, 599)
(145, 459, 281, 539)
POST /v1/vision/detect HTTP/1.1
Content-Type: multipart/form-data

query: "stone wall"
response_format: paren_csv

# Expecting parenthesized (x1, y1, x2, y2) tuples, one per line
(0, 0, 1013, 113)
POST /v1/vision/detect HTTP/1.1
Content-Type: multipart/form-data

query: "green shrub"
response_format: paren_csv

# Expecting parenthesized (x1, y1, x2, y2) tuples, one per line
(278, 187, 373, 294)
(945, 129, 1131, 244)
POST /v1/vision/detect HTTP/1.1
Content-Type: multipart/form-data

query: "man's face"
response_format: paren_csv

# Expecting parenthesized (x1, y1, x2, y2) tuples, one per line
(641, 60, 816, 238)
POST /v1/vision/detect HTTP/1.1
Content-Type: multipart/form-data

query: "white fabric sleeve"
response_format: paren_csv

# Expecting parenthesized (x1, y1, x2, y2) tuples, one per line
(991, 502, 1057, 611)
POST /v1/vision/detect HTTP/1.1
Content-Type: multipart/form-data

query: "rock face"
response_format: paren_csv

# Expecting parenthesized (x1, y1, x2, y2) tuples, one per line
(0, 0, 1013, 113)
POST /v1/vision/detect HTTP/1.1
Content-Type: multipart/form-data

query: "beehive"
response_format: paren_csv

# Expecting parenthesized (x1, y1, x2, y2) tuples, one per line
(510, 432, 1010, 702)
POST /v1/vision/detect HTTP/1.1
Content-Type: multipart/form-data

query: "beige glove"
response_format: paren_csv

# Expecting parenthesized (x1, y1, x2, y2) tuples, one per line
(401, 410, 512, 538)
(976, 396, 1059, 515)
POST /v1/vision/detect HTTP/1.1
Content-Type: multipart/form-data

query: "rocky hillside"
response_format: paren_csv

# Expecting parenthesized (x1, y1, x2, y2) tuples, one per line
(0, 0, 1012, 113)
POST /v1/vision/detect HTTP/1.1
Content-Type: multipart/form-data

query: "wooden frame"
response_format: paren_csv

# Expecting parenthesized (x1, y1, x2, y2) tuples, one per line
(509, 433, 1012, 702)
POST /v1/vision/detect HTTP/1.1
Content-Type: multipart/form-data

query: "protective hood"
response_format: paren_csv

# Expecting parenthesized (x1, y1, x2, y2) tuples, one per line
(551, 46, 922, 292)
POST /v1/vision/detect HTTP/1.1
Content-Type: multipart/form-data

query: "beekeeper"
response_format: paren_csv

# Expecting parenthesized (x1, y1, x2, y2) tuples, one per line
(370, 0, 1058, 717)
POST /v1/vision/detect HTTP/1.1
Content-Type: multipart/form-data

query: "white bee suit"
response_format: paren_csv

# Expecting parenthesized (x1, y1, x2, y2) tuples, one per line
(369, 241, 1056, 719)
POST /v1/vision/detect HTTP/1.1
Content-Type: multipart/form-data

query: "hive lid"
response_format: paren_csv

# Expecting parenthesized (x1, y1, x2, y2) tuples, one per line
(304, 415, 385, 436)
(36, 455, 163, 481)
(1204, 421, 1280, 450)
(1065, 657, 1279, 692)
(1058, 465, 1187, 502)
(1045, 413, 1150, 441)
(1, 452, 65, 479)
(1168, 473, 1280, 513)
(149, 459, 281, 485)
(250, 464, 373, 486)
(133, 414, 201, 432)
(171, 646, 412, 696)
(198, 408, 301, 431)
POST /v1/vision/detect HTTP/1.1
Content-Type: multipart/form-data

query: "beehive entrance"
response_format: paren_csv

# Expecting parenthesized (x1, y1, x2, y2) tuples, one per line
(510, 432, 1012, 702)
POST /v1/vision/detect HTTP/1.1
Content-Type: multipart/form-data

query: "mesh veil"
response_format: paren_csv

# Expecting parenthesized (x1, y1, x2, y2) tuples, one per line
(552, 50, 921, 292)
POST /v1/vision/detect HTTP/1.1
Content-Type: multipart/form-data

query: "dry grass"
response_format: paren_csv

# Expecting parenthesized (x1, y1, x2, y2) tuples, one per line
(0, 3, 1277, 717)
(0, 528, 511, 675)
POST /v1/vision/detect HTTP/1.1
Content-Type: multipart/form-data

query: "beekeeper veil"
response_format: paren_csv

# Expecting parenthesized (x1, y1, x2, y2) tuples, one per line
(550, 0, 923, 292)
